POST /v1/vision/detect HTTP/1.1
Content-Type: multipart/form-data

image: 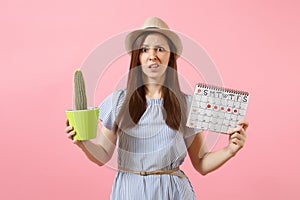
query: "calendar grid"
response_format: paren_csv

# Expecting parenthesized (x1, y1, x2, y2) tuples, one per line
(187, 83, 250, 134)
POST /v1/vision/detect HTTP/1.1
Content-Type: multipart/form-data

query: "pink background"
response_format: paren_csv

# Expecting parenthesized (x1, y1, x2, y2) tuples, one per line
(1, 0, 299, 199)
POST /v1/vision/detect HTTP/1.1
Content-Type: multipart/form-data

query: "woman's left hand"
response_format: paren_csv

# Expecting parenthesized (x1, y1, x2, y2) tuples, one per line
(226, 120, 249, 156)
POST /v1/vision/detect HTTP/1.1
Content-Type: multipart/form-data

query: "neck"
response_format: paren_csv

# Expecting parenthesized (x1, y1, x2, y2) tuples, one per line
(143, 74, 165, 99)
(145, 83, 163, 99)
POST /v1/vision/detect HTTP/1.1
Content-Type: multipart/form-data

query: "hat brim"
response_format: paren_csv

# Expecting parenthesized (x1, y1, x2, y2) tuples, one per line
(125, 28, 183, 56)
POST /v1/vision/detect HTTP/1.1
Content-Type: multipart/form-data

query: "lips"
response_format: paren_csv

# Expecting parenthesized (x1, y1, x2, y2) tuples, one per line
(148, 63, 159, 68)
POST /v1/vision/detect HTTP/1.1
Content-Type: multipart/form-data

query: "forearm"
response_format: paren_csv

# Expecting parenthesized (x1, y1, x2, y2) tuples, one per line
(77, 140, 114, 166)
(189, 122, 248, 175)
(197, 147, 234, 175)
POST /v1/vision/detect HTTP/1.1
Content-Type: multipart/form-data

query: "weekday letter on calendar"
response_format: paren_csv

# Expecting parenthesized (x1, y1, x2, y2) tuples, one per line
(187, 83, 250, 134)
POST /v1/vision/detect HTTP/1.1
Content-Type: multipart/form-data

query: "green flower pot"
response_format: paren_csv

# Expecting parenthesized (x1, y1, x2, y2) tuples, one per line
(65, 107, 100, 140)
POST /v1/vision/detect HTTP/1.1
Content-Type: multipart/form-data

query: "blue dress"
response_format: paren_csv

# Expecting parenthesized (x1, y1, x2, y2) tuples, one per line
(99, 89, 200, 200)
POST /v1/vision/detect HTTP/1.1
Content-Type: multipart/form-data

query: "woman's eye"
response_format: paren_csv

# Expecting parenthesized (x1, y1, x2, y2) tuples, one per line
(157, 47, 165, 52)
(141, 47, 148, 52)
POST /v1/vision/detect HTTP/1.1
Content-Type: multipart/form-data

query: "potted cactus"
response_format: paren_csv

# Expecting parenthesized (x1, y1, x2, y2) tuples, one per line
(65, 70, 99, 140)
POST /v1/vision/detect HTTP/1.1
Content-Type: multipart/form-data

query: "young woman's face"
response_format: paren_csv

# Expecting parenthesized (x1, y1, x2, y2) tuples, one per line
(139, 33, 171, 83)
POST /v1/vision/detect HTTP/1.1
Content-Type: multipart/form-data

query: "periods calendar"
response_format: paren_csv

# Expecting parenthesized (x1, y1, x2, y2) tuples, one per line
(187, 83, 250, 134)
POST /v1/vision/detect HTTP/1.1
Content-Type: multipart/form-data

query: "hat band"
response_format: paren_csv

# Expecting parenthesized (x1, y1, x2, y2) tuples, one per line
(145, 27, 159, 29)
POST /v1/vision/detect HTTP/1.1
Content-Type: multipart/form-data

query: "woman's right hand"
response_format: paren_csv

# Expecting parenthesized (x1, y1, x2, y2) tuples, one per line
(65, 119, 83, 147)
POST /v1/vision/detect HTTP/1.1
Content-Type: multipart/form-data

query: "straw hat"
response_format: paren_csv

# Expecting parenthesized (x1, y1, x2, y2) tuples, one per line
(125, 17, 183, 56)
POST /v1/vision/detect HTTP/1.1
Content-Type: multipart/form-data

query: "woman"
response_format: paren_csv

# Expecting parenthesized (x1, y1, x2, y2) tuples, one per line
(65, 17, 249, 199)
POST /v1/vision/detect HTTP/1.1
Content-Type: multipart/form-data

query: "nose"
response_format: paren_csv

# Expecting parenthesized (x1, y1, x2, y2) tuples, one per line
(149, 48, 157, 61)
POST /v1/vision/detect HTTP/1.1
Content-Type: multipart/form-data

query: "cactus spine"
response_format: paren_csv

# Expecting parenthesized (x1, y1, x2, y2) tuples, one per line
(74, 70, 87, 110)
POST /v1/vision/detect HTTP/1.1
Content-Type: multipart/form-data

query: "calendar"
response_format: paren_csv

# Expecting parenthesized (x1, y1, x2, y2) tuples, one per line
(187, 83, 250, 134)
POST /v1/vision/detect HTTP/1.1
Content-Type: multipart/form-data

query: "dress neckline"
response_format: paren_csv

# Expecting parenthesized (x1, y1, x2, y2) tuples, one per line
(146, 98, 163, 105)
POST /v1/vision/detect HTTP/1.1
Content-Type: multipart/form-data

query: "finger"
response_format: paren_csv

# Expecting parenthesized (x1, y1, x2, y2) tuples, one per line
(66, 119, 69, 126)
(231, 141, 244, 151)
(230, 133, 246, 145)
(236, 126, 247, 140)
(238, 120, 249, 131)
(230, 132, 243, 140)
(232, 138, 245, 148)
(72, 139, 79, 144)
(230, 133, 245, 145)
(231, 138, 240, 145)
(227, 126, 243, 135)
(64, 126, 73, 133)
(67, 130, 76, 139)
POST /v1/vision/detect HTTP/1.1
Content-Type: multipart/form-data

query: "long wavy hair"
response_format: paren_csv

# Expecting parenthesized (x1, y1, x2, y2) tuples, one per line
(113, 31, 187, 134)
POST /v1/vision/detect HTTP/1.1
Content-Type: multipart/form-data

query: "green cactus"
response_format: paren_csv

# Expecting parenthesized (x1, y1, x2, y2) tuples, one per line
(74, 70, 87, 110)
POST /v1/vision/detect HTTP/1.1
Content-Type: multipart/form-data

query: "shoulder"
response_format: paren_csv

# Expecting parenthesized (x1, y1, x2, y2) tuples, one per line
(99, 89, 126, 108)
(104, 89, 126, 102)
(181, 92, 194, 115)
(182, 92, 193, 104)
(98, 89, 126, 129)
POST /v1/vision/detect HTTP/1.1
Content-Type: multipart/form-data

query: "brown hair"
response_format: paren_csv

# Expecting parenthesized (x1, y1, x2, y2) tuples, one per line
(114, 31, 187, 134)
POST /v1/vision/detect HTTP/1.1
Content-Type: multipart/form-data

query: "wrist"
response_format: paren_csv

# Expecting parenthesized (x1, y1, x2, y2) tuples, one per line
(224, 146, 236, 158)
(76, 140, 87, 149)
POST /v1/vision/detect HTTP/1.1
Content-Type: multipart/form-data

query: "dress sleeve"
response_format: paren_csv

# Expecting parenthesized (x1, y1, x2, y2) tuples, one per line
(183, 94, 203, 147)
(98, 89, 125, 131)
